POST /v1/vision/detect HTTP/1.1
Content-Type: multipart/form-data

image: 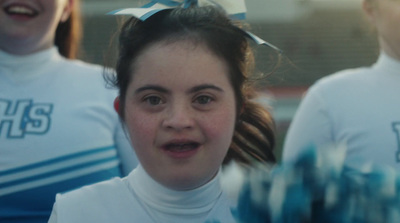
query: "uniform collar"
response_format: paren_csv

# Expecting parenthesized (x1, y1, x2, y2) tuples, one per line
(127, 164, 222, 215)
(0, 47, 62, 82)
(374, 51, 400, 74)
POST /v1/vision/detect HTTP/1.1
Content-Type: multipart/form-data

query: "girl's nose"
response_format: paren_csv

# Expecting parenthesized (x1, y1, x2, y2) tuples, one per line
(161, 103, 194, 131)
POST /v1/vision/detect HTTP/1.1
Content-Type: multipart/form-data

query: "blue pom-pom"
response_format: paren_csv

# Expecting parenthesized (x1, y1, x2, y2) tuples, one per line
(235, 145, 400, 223)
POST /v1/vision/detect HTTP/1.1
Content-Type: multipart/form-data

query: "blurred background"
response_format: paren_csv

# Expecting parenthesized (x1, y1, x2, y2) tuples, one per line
(78, 0, 379, 161)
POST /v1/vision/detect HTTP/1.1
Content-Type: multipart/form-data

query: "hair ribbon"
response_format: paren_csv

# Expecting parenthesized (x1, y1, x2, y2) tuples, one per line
(107, 0, 282, 53)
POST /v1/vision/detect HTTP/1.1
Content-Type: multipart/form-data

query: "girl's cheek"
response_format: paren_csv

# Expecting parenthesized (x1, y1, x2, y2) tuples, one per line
(205, 114, 235, 136)
(129, 113, 158, 136)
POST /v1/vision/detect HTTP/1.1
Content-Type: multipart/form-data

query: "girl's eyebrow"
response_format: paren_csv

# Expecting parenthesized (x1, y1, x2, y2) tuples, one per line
(134, 84, 224, 94)
(188, 84, 224, 94)
(135, 85, 169, 94)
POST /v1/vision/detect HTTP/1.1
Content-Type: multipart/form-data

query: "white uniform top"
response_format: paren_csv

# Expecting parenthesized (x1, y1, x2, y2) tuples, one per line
(0, 47, 138, 222)
(49, 165, 237, 223)
(282, 52, 400, 170)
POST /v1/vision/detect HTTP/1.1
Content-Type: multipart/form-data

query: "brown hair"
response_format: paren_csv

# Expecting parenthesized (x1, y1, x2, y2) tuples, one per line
(55, 0, 82, 59)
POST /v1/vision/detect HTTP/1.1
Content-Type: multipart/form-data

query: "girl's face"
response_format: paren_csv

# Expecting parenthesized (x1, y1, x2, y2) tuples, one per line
(364, 0, 400, 60)
(0, 0, 72, 55)
(123, 40, 237, 190)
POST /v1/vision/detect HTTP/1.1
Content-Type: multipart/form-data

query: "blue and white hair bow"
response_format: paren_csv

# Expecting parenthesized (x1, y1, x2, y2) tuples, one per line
(108, 0, 282, 53)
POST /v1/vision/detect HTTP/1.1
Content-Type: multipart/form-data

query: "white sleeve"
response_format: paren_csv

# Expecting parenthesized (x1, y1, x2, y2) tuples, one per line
(282, 85, 334, 163)
(115, 121, 138, 176)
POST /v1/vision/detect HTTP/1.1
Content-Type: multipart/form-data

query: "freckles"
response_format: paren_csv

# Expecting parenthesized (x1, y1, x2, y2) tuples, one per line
(130, 115, 154, 134)
(204, 112, 236, 137)
(127, 117, 156, 152)
(125, 108, 147, 133)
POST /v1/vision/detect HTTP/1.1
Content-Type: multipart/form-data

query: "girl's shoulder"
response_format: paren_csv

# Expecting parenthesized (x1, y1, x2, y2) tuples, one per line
(58, 58, 107, 76)
(57, 176, 127, 202)
(52, 176, 139, 222)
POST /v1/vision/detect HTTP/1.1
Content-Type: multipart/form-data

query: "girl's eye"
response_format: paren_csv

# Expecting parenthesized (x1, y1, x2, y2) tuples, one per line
(145, 96, 163, 105)
(195, 95, 213, 105)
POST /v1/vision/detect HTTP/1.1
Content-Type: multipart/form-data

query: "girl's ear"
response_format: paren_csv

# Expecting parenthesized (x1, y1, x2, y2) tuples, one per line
(114, 97, 120, 113)
(60, 0, 73, 23)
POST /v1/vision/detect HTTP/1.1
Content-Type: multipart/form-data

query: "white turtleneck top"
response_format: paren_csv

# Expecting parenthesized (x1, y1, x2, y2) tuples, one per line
(0, 47, 138, 223)
(48, 165, 237, 223)
(282, 52, 400, 170)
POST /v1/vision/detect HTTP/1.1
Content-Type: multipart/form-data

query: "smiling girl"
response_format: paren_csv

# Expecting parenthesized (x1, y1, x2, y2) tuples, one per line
(0, 0, 137, 222)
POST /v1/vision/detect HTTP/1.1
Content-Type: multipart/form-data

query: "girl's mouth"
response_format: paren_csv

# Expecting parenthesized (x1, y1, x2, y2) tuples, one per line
(4, 5, 38, 17)
(162, 141, 201, 159)
(164, 142, 200, 152)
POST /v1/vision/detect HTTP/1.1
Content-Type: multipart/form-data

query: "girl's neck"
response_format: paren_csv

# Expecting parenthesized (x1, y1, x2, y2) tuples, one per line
(379, 37, 400, 62)
(0, 47, 61, 83)
(127, 165, 223, 215)
(0, 39, 54, 56)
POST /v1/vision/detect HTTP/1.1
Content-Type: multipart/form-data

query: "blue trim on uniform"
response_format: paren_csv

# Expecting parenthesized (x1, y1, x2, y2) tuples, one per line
(0, 169, 121, 223)
(0, 145, 116, 176)
(0, 156, 118, 188)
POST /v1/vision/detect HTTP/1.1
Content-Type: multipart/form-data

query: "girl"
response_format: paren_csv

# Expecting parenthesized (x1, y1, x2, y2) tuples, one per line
(282, 0, 400, 171)
(49, 5, 276, 223)
(0, 0, 137, 222)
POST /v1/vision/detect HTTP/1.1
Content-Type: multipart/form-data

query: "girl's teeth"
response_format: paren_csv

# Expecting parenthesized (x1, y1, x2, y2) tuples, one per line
(7, 6, 35, 16)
